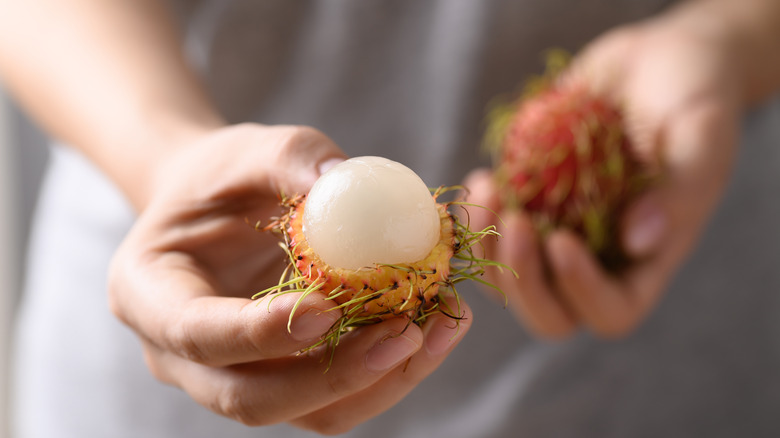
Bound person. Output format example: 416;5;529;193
1;0;779;436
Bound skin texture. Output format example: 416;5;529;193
463;0;780;339
0;0;778;433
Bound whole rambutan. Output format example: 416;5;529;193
486;53;650;268
253;156;507;356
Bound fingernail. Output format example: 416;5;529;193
365;332;420;372
627;205;666;254
317;157;345;176
424;318;463;356
289;308;339;342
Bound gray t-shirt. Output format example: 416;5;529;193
12;1;780;437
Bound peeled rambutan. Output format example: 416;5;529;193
253;156;506;355
486;54;650;268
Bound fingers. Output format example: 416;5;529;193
461;167;499;213
499;214;578;338
461;168;577;338
146;317;424;428
464;23;740;341
148;124;348;211
622;97;737;302
291;297;473;435
111;125;469;430
110;124;356;367
460;168;500;288
546;230;646;337
544;99;737;338
109;251;342;367
461;170;669;339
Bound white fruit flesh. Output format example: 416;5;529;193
302;156;441;271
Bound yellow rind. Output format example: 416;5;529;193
287;200;455;318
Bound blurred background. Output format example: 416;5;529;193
0;88;47;438
0;87;14;438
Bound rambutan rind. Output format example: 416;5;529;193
484;50;655;269
251;186;508;357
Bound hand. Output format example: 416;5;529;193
108;124;471;433
464;15;742;339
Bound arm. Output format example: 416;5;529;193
465;0;780;338
0;1;470;432
0;0;222;208
669;0;780;104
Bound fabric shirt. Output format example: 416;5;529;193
12;1;780;437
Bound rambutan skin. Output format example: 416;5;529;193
252;186;506;354
492;84;647;265
286;197;455;320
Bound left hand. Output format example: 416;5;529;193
463;13;743;339
109;124;472;433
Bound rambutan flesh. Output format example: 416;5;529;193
252;156;507;354
487;70;650;269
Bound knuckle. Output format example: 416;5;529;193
235;307;276;360
277;124;322;145
165;313;209;364
289;125;327;142
213;383;265;427
323;366;364;400
276;125;332;157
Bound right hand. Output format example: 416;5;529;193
108;123;472;434
462;15;742;340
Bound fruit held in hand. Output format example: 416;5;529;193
486;56;648;268
293;157;453;316
303;157;442;271
254;156;504;352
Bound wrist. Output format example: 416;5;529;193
661;0;780;105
